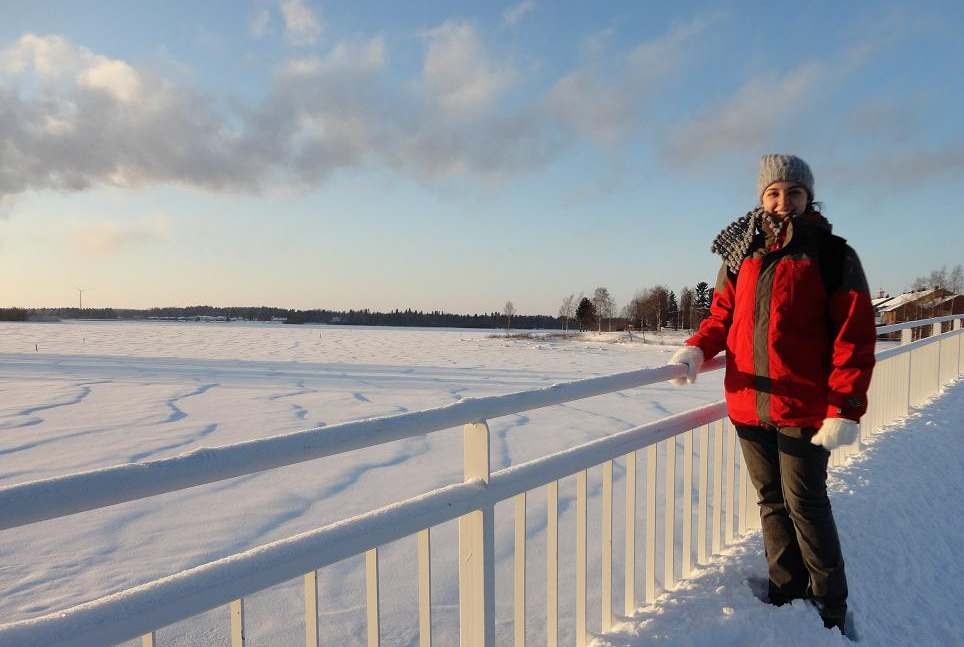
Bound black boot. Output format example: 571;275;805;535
813;599;847;634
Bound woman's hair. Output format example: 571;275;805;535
808;200;824;214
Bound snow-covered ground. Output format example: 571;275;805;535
0;321;711;646
0;320;956;646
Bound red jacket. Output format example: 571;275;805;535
687;215;876;428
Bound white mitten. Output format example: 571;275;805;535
668;346;704;385
810;418;858;450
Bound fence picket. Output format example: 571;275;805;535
305;571;319;647
724;423;735;544
576;470;588;646
601;461;613;632
458;422;494;647
418;529;432;647
681;429;693;578
663;438;676;591
697;425;709;565
645;444;657;603
624;452;637;616
366;549;380;647
546;481;558;647
230;599;245;647
514;494;525;647
711;422;723;555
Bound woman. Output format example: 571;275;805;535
669;154;876;634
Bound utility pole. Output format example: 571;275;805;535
77;288;86;310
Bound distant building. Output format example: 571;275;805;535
876;287;963;339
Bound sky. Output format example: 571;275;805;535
1;0;962;315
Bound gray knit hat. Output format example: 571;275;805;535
758;154;814;199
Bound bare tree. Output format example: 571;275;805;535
503;301;516;332
910;265;964;293
558;294;575;332
949;264;963;293
592;287;611;333
644;285;670;331
623;290;647;329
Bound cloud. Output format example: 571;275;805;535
861;146;964;189
663;62;825;165
419;21;515;119
0;21;706;202
546;15;714;146
250;8;271;39
69;214;170;256
280;0;322;46
1;34;260;194
503;1;536;28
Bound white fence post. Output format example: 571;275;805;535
724;424;735;543
681;430;693;578
644;444;657;603
623;452;637;617
601;461;614;632
954;319;964;375
230;599;245;647
459;421;495;647
576;470;588;646
663;439;676;591
934;323;943;386
366;548;380;647
711;422;723;555
513;494;525;647
418;529;432;647
696;426;709;565
546;480;559;647
305;571;319;647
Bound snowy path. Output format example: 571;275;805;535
593;377;964;647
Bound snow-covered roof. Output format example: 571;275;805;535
871;295;894;308
924;294;960;307
878;288;942;313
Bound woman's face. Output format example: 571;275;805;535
761;181;809;217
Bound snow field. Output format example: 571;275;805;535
0;321;718;645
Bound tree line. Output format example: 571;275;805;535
557;282;714;333
0;306;560;329
910;264;963;293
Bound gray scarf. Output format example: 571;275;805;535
710;208;790;274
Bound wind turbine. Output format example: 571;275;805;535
76;288;87;310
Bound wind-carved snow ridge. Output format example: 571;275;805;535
163;383;217;423
128;424;220;464
594;377;964;647
266;380;315;422
0;381;99;430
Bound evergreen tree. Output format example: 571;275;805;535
694;282;710;308
576;297;596;331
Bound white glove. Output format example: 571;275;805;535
810;418;858;450
668;345;704;385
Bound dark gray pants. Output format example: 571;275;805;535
736;424;848;608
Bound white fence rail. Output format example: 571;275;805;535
1;316;961;646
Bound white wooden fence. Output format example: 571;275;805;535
0;315;961;647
